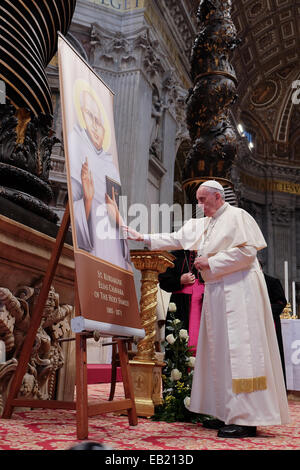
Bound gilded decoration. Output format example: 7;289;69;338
129;250;174;417
130;251;175;362
0;283;73;416
239;172;300;196
232;376;267;394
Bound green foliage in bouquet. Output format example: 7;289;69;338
153;308;208;423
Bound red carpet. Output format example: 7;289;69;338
87;364;122;384
0;384;299;450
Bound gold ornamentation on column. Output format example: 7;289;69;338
129;250;174;417
280;302;297;319
130;251;175;362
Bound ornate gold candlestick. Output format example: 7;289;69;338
280;302;298;320
130;250;174;417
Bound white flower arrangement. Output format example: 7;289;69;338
179;329;189;340
166;334;176;344
184;397;190;409
170;368;182;381
153;305;206;423
168;302;177;312
187;356;196;368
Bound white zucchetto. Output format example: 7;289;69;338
200;180;224;191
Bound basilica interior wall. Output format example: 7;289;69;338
45;0;299;316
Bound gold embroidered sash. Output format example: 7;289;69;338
232;376;267;394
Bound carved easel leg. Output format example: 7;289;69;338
73;277;89;440
2;204;71;419
109;342;118;401
117;339;137;426
76;334;89;440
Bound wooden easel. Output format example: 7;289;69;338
1;203;137;439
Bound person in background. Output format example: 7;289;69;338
155;285;171;352
263;268;287;388
158;250;204;353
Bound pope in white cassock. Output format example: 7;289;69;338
123;180;290;438
68;89;130;271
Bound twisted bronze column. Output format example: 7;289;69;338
183;0;240;204
0;0;77;222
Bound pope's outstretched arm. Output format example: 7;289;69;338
122;218;204;252
123;225;183;250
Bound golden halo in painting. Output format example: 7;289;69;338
73;78;111;152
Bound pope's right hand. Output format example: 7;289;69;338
121;225;144;242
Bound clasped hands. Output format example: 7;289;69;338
193;256;209;271
180;258;210;284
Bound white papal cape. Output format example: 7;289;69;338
149;203;289;426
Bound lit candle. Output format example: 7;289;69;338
284;261;289;303
292;281;296;317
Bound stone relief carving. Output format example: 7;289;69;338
163;0;195;54
89;23;189;158
149;86;165;160
0;283;73;415
269;203;293;225
88;19;191;174
173;85;189;144
90;24;167;79
149;76;189;159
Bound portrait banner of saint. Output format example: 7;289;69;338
58;34;143;338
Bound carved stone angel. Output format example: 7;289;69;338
0;283;73;415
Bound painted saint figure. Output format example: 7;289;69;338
68;88;130;270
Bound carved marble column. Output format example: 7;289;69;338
130;250;174;417
88;22;190;213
